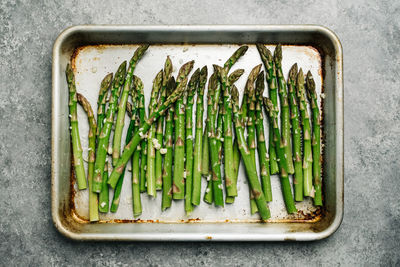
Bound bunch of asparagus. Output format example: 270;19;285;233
66;43;323;223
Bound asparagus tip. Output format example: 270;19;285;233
289;63;298;81
273;44;282;63
306;70;316;95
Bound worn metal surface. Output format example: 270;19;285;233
52;25;343;241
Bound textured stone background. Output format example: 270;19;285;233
1;0;399;266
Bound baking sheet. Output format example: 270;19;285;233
72;44;322;222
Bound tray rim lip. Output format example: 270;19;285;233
52;24;343;241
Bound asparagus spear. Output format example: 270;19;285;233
92;61;127;192
96;74;112;141
65;64;87;190
76;93;98;221
132;114;142;217
108;62;192;189
185;68;201;214
288;64;303;201
306;71;322;206
110;84;138;212
138;79;147;193
155;57;173;191
215;66;244;200
244;65;262;214
112;44;149;166
231;86;271;220
192;66;208;206
173;61;195;199
274;44;295;175
256;44;279;175
207;73;224;206
255;72;272;202
264;98;297;214
297;69;313;197
161;77;176;211
203;77;215;204
147;70;164;197
239;77;257;212
131;76;144;216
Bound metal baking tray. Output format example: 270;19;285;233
52;25;343;241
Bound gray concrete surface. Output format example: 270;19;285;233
1;0;399;266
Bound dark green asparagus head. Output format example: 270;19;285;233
162;56;173;87
188;68;201;98
198;66;208;96
289;63;298;83
228;69;245;86
152;70;163;96
263;97;275;118
177;60;195;84
130;44;150;65
112;61;127;88
77;93;94;118
207;73;218;105
65;64;75;90
273;44;283;68
167;76;176;95
224;45;249;70
296;68;305;99
133;75;144;95
99;73;113;96
256;44;273;63
162;76;188;110
245;64;262;103
305;70;316;99
255;71;265;100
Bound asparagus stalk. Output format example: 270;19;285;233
108;62;192;189
226;137;240;204
215;66;244;200
147;70;163;197
255;72;272;202
161;77;176;211
155;57;173;191
173;61;195;199
132;115;142;217
274;44;295;175
131;76;144;216
231;86;271;220
224;46;248;70
203;78;214;204
245;65;262;214
239;77;257;212
110;84;138;212
76;93;98;221
246;65;261;166
200;128;209;176
65;64;87;190
112;44;149;166
138;80;147;193
256;44;279;175
185;69;201;214
306;71;322;206
297;69;313;197
207;73;224;206
96;74;112;141
288;64;303;201
264;98;297;214
99;162;109;212
92;62;127;192
192;66;208;206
